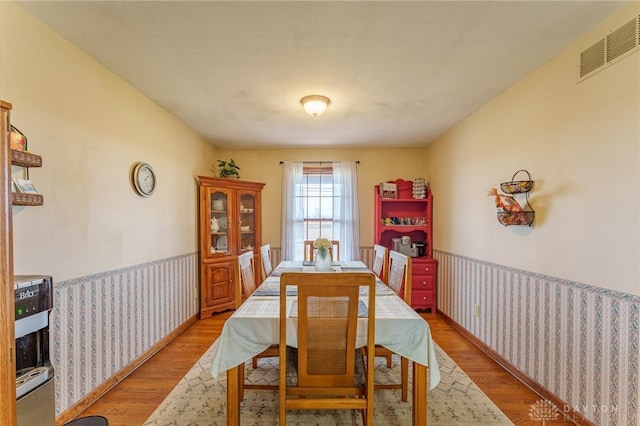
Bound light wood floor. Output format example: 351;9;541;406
75;312;576;425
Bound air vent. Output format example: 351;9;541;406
607;18;637;62
580;39;605;77
578;14;639;81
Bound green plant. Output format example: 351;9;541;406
214;159;241;179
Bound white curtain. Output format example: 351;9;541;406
333;161;360;261
281;161;360;261
280;162;304;260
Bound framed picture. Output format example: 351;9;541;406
10;125;27;152
13;178;39;195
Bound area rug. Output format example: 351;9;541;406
144;342;513;425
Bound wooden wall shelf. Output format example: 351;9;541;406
11;150;42;168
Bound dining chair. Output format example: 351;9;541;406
279;272;376;425
303;240;340;261
260;244;273;280
371;244;388;282
237;251;279;394
373;250;411;402
238;251;257;300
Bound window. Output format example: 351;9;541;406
281;161;360;261
299;167;336;243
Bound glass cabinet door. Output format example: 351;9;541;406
238;191;257;253
209;189;231;256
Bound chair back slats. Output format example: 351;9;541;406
238;251;256;298
372;244;388;281
260;244;273;280
387;250;412;304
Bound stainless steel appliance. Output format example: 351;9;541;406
394;236;421;257
14;275;55;426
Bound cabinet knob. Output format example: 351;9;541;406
424;267;430;272
422;296;427;300
421;281;427;285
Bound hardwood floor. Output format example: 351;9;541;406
74;312;576;425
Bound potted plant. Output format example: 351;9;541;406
214;159;241;179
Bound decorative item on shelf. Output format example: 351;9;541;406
214;159;240;179
9;125;27;151
313;237;333;271
12;178;44;206
379;182;398;199
210;217;219;232
412;178;427;199
212;199;224;211
488;169;535;227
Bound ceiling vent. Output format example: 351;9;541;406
578;14;639;81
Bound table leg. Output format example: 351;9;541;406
227;366;241;426
412;361;428;425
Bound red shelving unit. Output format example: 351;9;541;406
374;179;437;312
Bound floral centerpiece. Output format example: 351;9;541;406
313;237;332;271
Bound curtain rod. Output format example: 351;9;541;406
279;161;360;164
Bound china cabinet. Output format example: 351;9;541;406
197;176;264;317
374;179;437;312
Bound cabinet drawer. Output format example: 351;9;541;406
411;290;435;309
412;261;436;276
412;275;435;291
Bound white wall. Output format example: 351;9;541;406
1;2;214;281
428;3;640;296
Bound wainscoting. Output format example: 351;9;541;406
62;246;637;424
435;250;639;426
52;253;198;416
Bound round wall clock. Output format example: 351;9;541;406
131;162;156;197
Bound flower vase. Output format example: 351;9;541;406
314;248;332;271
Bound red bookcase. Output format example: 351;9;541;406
374;179;437;312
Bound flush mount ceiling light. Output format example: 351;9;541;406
300;95;331;117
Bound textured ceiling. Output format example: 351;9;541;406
16;1;628;148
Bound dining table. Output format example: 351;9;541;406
209;260;441;425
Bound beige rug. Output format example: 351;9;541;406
144;342;513;425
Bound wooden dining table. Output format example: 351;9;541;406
209;260;441;425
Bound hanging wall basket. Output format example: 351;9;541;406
495;169;535;227
500;169;534;194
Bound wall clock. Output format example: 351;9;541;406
131;162;156;197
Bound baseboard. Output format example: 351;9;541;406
55;314;198;425
436;310;593;426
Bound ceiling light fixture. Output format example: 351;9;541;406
300;95;331;117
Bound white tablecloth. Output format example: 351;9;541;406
209;261;441;389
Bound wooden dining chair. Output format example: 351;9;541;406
279;272;376;425
260;244;273;280
373;250;411;402
238;251;257;300
303;240;340;261
372;244;388;282
237;251;279;394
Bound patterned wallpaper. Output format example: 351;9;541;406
51;247;638;424
51;253;198;415
435;250;639;426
